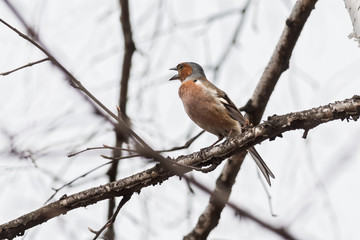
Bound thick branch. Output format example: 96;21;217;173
184;152;246;240
1;95;359;239
242;0;318;125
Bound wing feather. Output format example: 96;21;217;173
218;92;247;126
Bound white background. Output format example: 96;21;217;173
1;0;360;239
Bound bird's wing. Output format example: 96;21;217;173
216;89;247;126
200;78;247;126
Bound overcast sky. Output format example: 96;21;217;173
1;0;360;239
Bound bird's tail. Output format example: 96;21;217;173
248;147;275;186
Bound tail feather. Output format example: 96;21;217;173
248;147;275;186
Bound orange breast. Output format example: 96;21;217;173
178;80;240;137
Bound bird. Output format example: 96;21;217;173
169;62;275;186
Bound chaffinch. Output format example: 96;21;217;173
170;62;275;186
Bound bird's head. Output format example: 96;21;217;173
169;62;206;82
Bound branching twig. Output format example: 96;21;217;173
183;175;295;240
0;58;49;76
157;130;205;153
106;1;136;237
68;145;139;157
0;11;116;126
45;154;140;204
1;95;359;240
89;193;133;240
213;0;251;80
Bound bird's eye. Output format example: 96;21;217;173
179;65;184;69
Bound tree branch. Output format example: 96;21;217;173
106;1;136;238
185;174;295;240
89;193;133;240
184;151;247;240
1;95;359;240
0;58;49;76
241;0;319;125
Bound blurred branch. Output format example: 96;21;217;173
1;2;116;125
45;154;141;204
68;145;139;157
0;58;49;76
1;95;359;240
0;2;161;164
213;0;251;80
184;151;247;240
187;0;319;238
143;5;245;41
105;1;136;238
185;174;294;240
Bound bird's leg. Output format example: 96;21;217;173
241;122;251;132
241;119;253;131
227;129;233;139
209;136;223;147
224;129;233;144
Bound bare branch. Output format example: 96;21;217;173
241;0;319;125
183;174;295;240
1;95;359;240
89;193;132;240
157;130;205;153
118;0;136;117
106;1;136;237
0;58;50;76
213;0;251;80
44;154;140;204
184;151;247;240
68;145;139;157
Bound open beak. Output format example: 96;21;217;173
169;67;179;81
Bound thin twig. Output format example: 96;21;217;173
213;0;251;80
68;145;139;157
89;193;133;240
0;14;116;126
45;154;140;204
0;58;50;76
157;130;204;153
